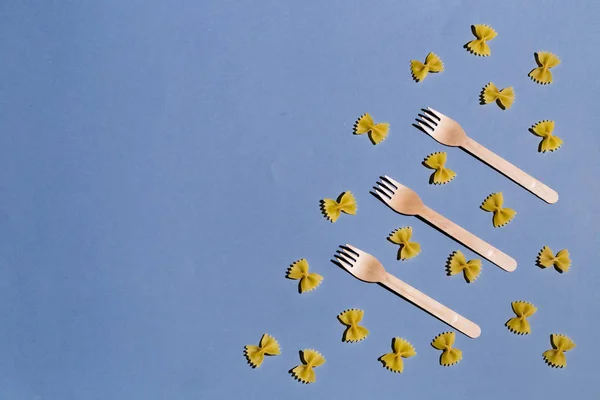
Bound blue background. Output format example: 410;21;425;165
1;0;599;399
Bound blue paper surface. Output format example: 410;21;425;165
0;1;599;398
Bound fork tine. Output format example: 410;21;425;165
426;107;443;120
418;113;438;126
334;254;353;268
373;186;391;200
383;175;402;189
376;181;394;196
336;248;356;261
416;120;434;133
344;244;362;257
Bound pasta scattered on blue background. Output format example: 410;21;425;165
431;332;462;366
537;246;571;273
244;333;281;368
529;52;560;85
320;191;357;222
338;309;369;342
290;349;326;384
465;24;497;56
423;152;456;184
388;226;421;260
410;52;444;82
481;82;515;110
543;334;575;368
530;120;562;152
286;258;323;293
480;192;517;228
354;113;390;145
379;337;416;373
506;301;537;335
446;250;482;283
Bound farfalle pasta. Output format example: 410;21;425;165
320;191;357;223
465;24;497;56
530;120;562;152
543;334;575;368
537;246;571;273
431;332;462;366
506;301;537;335
338;309;369;342
529;52;560;85
481;82;514;110
423;152;456;184
446;250;481;283
244;333;281;368
354;113;390;145
388;227;421;260
480;192;516;228
290;349;325;384
286;258;323;293
410;52;444;82
379;337;416;373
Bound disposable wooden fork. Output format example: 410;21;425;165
334;244;481;338
416;107;558;204
374;175;517;272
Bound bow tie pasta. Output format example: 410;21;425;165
379;337;416;373
286;258;323;293
410;52;444;82
465;24;497;56
529;52;560;85
480;82;515;110
354;113;390;145
320;191;357;223
446;250;482;283
506;301;537;335
480;192;517;228
290;349;326;384
431;332;462;366
244;333;281;368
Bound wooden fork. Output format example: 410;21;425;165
334;244;481;338
416;107;558;204
373;175;517;272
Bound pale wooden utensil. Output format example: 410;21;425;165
416;107;558;204
374;175;517;272
334;244;481;338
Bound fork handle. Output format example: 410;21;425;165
381;273;481;338
462;138;558;204
420;206;517;272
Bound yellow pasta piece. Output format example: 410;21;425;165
480;82;514;110
431;332;462;366
410;52;444;82
543;334;575;368
480;192;516;228
388;226;421;260
244;333;281;368
530;120;563;153
290;349;325;384
423;152;456;184
354;113;390;145
465;24;497;56
505;301;537;335
529;52;560;85
338;309;369;342
286;258;323;293
446;250;482;283
379;337;416;373
537;246;571;273
320;191;357;223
